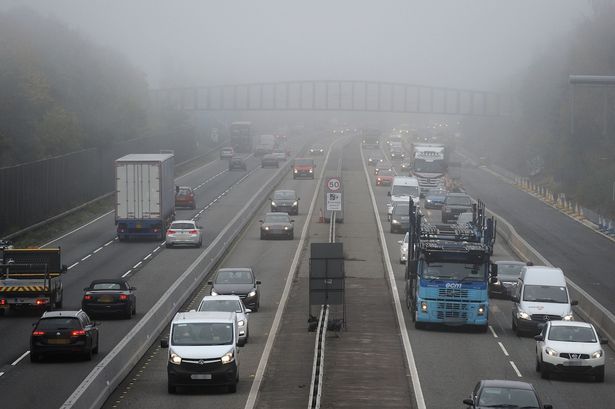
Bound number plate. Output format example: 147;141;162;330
47;339;70;345
98;295;114;303
190;374;212;380
564;360;583;366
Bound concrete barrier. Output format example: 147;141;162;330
489;208;615;347
61;158;295;409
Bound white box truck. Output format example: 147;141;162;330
115;153;175;241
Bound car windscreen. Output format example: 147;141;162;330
456;213;474;224
274;191;295;200
393;205;410;215
522;285;569;303
177;188;192;196
199;299;243;313
264;214;290;223
294;159;313;166
171;322;233;346
548;325;596;343
478;387;539;408
423;262;486;281
391;185;419;197
378;170;394;176
37;318;81;330
446;195;472;206
215;270;253;284
170;223;196;230
91;282;123;290
413;159;444;173
497;264;524;281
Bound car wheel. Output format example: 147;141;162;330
441;215;447;223
511;317;517;332
84;347;93;361
125;306;132;319
260;232;266;240
132;301;137;315
289;233;294;240
535;356;541;372
168;381;177;394
252;303;259;313
165;243;172;248
540;358;549;379
228;374;238;393
30;353;40;363
196;240;202;248
595;366;605;382
93;340;99;354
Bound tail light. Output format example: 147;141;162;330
32;331;45;336
153;227;160;233
83;295;92;301
0;299;6;305
71;330;86;337
188;230;198;234
377;178;382;181
35;299;48;305
167;230;176;234
119;294;129;301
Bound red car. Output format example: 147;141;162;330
376;169;395;186
175;186;196;209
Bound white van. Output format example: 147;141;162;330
387;176;420;219
161;311;241;394
511;266;577;335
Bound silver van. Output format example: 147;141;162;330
161;311;241;394
511;266;578;336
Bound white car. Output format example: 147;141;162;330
198;295;250;346
535;320;607;382
165;220;203;248
398;232;409;264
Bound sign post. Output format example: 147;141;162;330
324;176;344;223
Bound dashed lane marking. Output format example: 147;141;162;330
93;247;103;254
68;262;79;270
498;342;509;357
81;254;92;261
121;270;132;278
509;361;522;377
489;325;498;338
132;261;142;269
11;351;30;366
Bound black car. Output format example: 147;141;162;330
390;203;410;233
367;153;384;166
441;192;473;223
30;310;99;362
208;267;261;311
270;190;299;215
463;380;552;409
82;279;136;318
229;156;247;171
261;154;279;168
489;260;526;299
260;212;294;239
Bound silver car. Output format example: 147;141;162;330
197;295;250;346
398;232;409;264
260;212;294;240
165;220;202;248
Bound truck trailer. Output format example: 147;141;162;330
230;121;252;153
115;153;175;241
411;143;447;195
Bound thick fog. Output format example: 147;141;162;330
0;0;589;90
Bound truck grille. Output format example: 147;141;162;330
438;288;469;298
436;302;468;320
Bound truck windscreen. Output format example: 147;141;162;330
413;159;444;173
422;262;486;281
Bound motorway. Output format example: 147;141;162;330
2;132;615;409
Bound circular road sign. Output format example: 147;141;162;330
327;177;341;192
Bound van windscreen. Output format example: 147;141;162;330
522;285;568;303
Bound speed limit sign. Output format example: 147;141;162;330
326;177;341;192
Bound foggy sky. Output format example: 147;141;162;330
0;0;590;91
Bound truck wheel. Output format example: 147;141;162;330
168;381;177;394
595;366;605;382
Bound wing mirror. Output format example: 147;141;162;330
130;287;137;291
490;263;498;277
600;338;609;345
397;240;403;244
160;339;169;348
256;280;262;285
387;191;391;197
462;398;473;406
62;264;68;273
207;280;213;285
511;295;519;303
245;309;252;314
570;300;579;306
489;276;498;284
534;334;544;341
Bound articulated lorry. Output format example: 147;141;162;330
411;143;447;195
230;121;252;153
0;248;67;313
404;199;496;331
115;153;175;241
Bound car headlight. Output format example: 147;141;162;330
264;226;270;230
248;290;257;297
591;350;603;359
294;169;298;173
170;352;182;365
493;279;501;286
292;201;298;206
391;219;400;224
545;347;558;357
211;289;218;296
517;310;531;320
563;313;573;321
309;169;313;173
284;226;289;230
477;304;486;315
221;351;235;364
271;201;276;206
426;199;432;203
237;319;245;327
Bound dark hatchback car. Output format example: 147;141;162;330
271;190;299;215
261;154;279;168
424;188;447;209
30;310;99;362
229;156;247;171
82;279;136;318
463;380;552;409
390;203;411;234
441;192;473;223
175;186;196;209
260;212;294;239
208;267;261;311
489;260;526;299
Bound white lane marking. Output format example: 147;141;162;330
489;325;498;338
121;270;132;278
244;140;340;409
143;253;152;261
361;147;427;409
68;262;79;270
509;361;522;377
93;247;103;254
42;211;114;247
0;372;4;377
132;261;142;269
11;351;30;366
152;247;160;253
81;254;92;261
104;240;114;246
498;342;509;356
